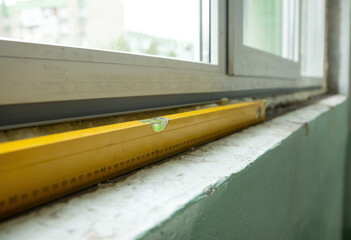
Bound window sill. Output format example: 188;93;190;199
0;95;347;240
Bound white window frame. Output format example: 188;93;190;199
0;0;325;129
228;0;300;79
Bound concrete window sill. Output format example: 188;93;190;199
0;95;347;240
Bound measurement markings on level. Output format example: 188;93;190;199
0;100;265;219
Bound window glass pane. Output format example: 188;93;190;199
301;0;325;77
0;0;212;63
243;0;299;61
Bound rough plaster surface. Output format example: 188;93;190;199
0;95;346;240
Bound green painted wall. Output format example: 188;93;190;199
139;101;348;240
343;132;351;239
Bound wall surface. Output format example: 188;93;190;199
0;95;347;240
326;0;351;238
327;0;350;94
344;132;351;239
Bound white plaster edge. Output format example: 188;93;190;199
0;95;346;240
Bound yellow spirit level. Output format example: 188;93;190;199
0;100;265;219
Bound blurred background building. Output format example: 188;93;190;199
0;0;195;60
